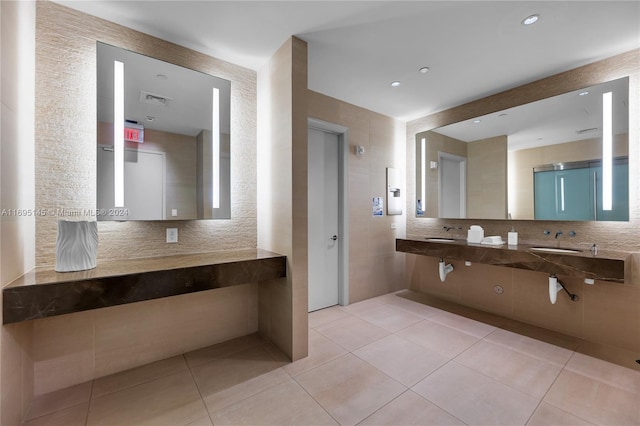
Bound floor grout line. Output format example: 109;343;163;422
182;353;214;426
83;379;95;426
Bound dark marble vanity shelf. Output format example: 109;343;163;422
3;249;286;324
396;238;626;283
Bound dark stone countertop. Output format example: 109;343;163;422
3;249;286;324
397;238;627;283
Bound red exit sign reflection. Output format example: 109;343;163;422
124;126;144;143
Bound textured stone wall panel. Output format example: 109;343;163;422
35;2;257;266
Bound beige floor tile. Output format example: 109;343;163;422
22;402;88;426
499;320;582;351
564;352;640;394
455;340;562;398
576;340;640;372
359;390;465;426
210;379;337;425
354;335;448;387
429;310;496;338
309;306;352;329
526;402;595;426
544;370;640;425
86;370;207;426
485;328;573;367
192;344;290;412
397;320;479;358
185;416;214;426
314;316;389;351
284;329;348;377
262;340;293;363
190;344;287;395
295;354;405;426
93;355;188;398
413;362;539;426
340;298;385;315
367;292;403;304
25;381;92;421
184;333;265;368
354;305;423;333
202;367;291;413
373;293;441;319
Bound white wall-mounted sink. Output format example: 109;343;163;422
425;238;457;243
530;247;581;254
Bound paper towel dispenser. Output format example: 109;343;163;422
387;167;403;215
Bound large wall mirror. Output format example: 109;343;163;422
96;42;231;220
415;77;629;222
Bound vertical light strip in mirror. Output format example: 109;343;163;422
420;138;426;209
602;91;613;211
212;87;220;209
114;60;125;208
560;177;566;212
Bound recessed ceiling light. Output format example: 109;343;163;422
419;67;430;74
155;74;168;80
473;119;481;124
145;115;155;121
499;113;508;117
579;91;589;96
390;81;401;87
522;14;539;25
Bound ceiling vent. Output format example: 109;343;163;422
139;90;172;106
576;127;599;135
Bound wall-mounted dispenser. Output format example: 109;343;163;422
386;167;403;215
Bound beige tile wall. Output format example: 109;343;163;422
35;1;257;265
405;49;640;355
467;135;507;219
256;37;308;361
407;256;640;354
32;283;259;395
307;90;407;304
1;1;36;425
1;321;34;426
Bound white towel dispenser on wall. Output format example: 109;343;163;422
387;167;403;215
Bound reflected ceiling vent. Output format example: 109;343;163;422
139;90;172;106
576;127;599;135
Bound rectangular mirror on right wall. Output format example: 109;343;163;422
415;76;629;221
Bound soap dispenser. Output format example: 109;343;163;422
508;227;518;246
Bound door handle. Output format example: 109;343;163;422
330;235;338;241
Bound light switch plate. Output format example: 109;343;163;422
166;228;178;243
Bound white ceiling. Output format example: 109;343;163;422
54;1;639;122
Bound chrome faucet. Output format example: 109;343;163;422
443;226;461;232
555;231;563;239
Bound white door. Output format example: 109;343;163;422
308;128;340;312
97;147;165;220
439;152;466;218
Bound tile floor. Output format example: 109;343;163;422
23;291;640;426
